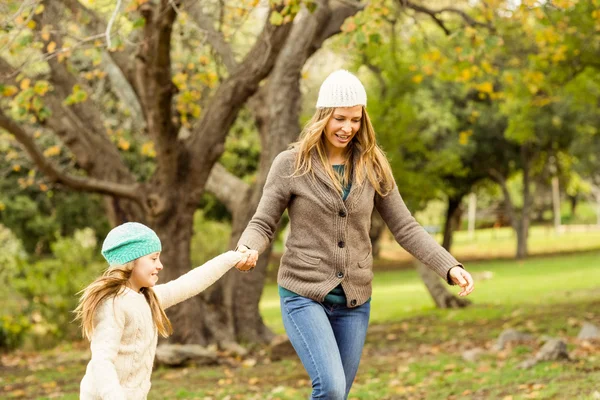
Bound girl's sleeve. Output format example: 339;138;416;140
236;151;293;254
153;251;243;309
87;299;127;400
375;184;463;283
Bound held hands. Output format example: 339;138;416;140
235;245;259;272
449;267;475;297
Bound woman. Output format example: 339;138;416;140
235;70;474;399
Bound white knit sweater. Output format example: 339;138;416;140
79;251;243;400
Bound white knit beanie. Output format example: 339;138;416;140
316;70;367;108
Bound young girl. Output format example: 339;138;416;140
75;222;243;399
235;70;475;399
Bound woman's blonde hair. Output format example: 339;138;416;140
74;261;173;340
291;106;395;196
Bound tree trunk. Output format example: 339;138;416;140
515;145;531;259
416;263;471;308
568;195;578;218
442;194;464;250
417;193;470;309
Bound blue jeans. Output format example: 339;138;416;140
280;296;371;399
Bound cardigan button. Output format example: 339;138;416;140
338;241;345;248
350;299;357;307
337;271;344;279
339;210;347;217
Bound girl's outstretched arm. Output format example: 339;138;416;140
86;299;126;399
154;251;243;309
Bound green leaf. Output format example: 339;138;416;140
355;30;366;46
369;33;382;44
132;17;146;29
269;11;284;26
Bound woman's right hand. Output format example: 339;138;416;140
235;245;259;271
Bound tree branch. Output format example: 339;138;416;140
400;0;494;34
125;0;180;191
106;0;123;48
184;1;237;72
0;110;141;202
206;163;250;212
310;0;364;50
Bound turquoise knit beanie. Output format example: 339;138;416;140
101;222;162;266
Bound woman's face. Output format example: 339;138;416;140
129;252;163;291
323;106;363;154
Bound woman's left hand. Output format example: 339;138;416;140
449;267;475;297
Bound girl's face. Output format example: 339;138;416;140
323;105;363;155
129;252;163;292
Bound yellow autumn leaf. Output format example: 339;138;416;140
39;183;48;192
459;130;473;145
20;79;31;90
118;138;131;151
459;69;472;82
41;31;51;41
411;74;423;84
552;45;568;63
476;82;494;94
13;165;21;172
424;50;442;62
0;202;5;211
27;20;37;29
172;72;188;89
42;381;57;389
43;145;61;157
141;142;156;157
468;111;480;123
34;81;50;96
2;85;18;96
35;4;45;14
190;104;201;118
47;41;57;53
481;61;495;74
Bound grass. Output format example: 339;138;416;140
2;250;600;399
377;225;600;263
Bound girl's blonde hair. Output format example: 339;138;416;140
291;106;395;196
74;261;173;340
